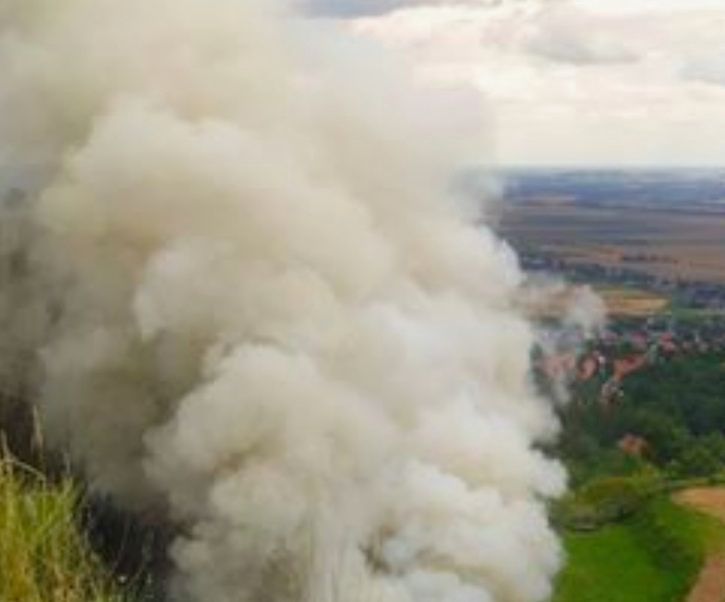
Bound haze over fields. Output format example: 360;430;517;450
500;169;725;284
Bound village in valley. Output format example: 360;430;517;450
529;250;725;408
546;312;725;407
498;169;725;487
527;256;725;468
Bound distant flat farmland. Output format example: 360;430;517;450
498;169;725;284
596;287;670;317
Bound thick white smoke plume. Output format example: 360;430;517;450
0;1;566;600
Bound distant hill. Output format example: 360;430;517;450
502;168;725;209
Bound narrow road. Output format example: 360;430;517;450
673;487;725;602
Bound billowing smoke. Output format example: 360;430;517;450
0;1;566;601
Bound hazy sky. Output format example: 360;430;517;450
309;0;725;167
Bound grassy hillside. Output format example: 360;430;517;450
0;450;129;602
555;522;678;602
554;496;724;602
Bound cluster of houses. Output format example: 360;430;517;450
537;315;725;407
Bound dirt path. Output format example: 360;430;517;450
676;488;725;523
673;487;725;602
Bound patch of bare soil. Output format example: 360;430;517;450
684;557;725;602
674;488;725;602
676;488;725;524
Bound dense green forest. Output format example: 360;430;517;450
559;352;725;486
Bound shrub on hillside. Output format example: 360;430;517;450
554;473;661;531
667;433;725;479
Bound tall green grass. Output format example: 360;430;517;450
0;449;129;602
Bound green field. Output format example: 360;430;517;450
555;524;679;602
554;497;724;602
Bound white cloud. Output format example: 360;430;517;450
309;0;725;18
682;50;725;86
525;7;640;65
347;0;725;166
571;0;725;16
306;0;535;17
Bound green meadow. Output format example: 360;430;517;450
554;495;725;602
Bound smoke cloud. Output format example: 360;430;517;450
0;1;566;600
